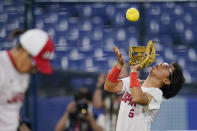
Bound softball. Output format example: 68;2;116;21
126;8;139;22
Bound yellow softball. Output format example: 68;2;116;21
126;8;140;22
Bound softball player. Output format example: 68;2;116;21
0;29;54;131
104;47;185;131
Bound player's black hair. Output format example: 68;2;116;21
160;62;185;99
74;87;92;102
8;28;25;49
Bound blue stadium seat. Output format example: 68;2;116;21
91;28;103;42
91;39;104;49
78;36;92;50
52;50;70;69
163;48;177;62
66;28;79;48
79;20;92;32
103;37;115;52
79;48;94;58
93;48;105;59
188;48;197;62
182;29;194;44
183;69;192;83
76;4;92;18
58;3;78;16
91;16;104;29
60;56;68;70
69;48;84;60
159;35;173;47
68;59;85;70
84;57;94;68
93;58;109;72
56;36;68;50
67;17;80;30
91;3;106;17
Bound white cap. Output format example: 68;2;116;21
19;29;55;74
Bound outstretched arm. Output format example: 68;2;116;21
104;47;125;93
129;65;151;106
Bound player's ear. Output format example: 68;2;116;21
163;78;170;85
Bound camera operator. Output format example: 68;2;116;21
55;87;104;131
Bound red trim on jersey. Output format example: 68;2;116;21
7;51;17;69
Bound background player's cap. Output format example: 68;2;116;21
19;29;55;74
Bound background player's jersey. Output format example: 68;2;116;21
116;77;163;131
0;51;30;131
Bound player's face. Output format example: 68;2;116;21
150;63;174;83
15;49;36;74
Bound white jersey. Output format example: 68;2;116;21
116;77;163;131
0;51;30;131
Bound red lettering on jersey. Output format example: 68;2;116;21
125;93;131;103
7;93;24;103
128;109;134;118
128;97;133;105
121;92;137;118
121;92;136;107
121;92;129;102
128;97;136;107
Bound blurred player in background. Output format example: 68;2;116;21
0;28;55;131
104;47;185;131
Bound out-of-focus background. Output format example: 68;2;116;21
1;0;197;130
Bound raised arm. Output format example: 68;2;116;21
129;65;151;106
104;47;125;93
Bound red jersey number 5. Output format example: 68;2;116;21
128;109;134;118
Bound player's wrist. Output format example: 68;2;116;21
107;65;121;83
130;72;141;88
